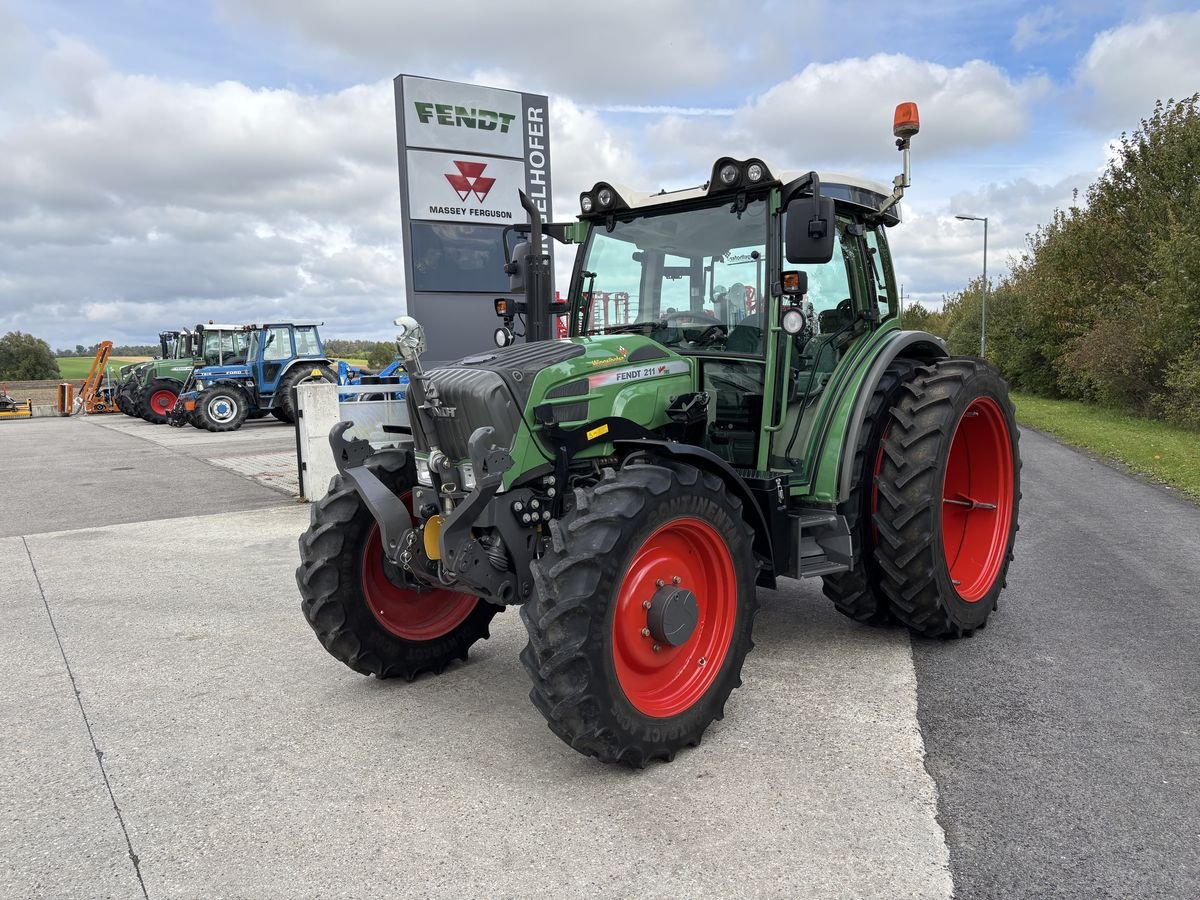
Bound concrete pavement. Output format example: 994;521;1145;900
5;506;951;899
5;413;1199;898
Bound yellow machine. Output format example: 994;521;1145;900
76;341;120;415
0;384;33;419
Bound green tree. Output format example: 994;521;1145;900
367;341;397;369
0;332;61;380
952;94;1200;426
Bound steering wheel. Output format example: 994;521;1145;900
661;310;724;326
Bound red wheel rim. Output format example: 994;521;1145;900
611;517;737;718
941;397;1014;602
150;389;177;415
360;519;478;641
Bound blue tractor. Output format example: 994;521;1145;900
169;321;336;432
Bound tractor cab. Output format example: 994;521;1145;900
193;323;249;366
565;169;905;476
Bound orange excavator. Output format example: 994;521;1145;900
75;341;120;415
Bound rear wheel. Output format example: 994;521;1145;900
873;358;1021;637
822;358;919;625
139;378;180;424
194;385;249;432
522;462;758;766
296;452;499;679
275;363;337;424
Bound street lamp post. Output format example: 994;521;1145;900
955;214;989;357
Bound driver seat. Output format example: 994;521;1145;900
725;312;764;353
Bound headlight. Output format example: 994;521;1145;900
747;163;764;183
459;463;476;491
597;187;614;207
415;458;432;486
580;194;594;213
781;306;807;335
194;380;207;389
719;163;739;185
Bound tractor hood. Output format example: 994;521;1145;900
412;336;694;465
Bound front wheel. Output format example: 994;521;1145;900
194;385;249;432
296;452;500;679
522;462;758;766
139;378;180;425
873;358;1021;637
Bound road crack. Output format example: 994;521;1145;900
21;536;151;900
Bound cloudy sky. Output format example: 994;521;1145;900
2;0;1199;348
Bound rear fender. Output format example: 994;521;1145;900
834;330;947;503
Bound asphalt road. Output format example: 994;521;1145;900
1;417;1197;898
915;428;1200;899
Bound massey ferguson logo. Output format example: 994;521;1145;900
445;161;495;203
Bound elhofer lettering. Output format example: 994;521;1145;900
526;105;548;216
414;102;517;133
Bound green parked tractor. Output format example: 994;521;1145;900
297;102;1021;765
133;324;248;424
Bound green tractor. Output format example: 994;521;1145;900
134;324;248;424
297;102;1021;765
114;330;183;417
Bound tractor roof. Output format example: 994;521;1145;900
242;321;323;329
197;323;244;331
582;162;901;224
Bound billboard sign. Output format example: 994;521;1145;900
395;75;553;360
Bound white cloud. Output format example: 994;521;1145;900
1075;11;1200;128
0;51;412;346
1012;6;1074;51
638;54;1049;188
0;34;650;347
216;0;750;101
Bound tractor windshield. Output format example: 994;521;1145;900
577;198;769;354
200;329;247;365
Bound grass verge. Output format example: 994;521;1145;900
1011;391;1200;501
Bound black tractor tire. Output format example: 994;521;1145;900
274;363;337;425
193;385;249;433
522;461;758;767
822;357;920;626
873;358;1021;637
138;378;181;425
296;452;500;679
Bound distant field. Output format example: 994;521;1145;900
335;358;369;368
1012;392;1200;501
56;356;148;380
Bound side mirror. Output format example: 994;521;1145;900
785;196;836;264
506;241;529;293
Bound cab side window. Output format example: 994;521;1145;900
864;228;894;320
264;326;292;360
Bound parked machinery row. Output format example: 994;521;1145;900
111;321;395;433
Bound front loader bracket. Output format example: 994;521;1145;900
328;422;413;561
